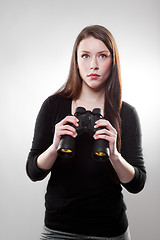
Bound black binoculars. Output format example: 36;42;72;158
57;107;109;161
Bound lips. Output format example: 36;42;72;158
88;73;100;79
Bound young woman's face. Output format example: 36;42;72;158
77;37;112;91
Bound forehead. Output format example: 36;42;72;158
77;37;109;52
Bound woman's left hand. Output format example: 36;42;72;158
94;119;135;183
93;119;119;159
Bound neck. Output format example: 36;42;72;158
72;84;105;115
78;84;105;103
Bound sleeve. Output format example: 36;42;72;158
26;97;55;181
120;103;146;193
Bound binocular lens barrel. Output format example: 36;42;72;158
57;107;109;161
57;135;109;160
60;149;72;153
94;152;106;157
57;135;75;158
92;139;109;161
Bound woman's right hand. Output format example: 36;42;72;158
37;116;79;170
52;116;79;151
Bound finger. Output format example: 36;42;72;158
59;129;77;138
95;119;117;134
95;128;113;136
94;128;116;139
61;116;79;127
93;133;113;142
56;123;77;137
60;124;77;134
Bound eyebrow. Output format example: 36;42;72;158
79;50;110;54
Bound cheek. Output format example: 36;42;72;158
78;61;88;73
102;61;112;74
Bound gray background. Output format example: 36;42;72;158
0;0;160;239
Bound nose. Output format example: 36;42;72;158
90;57;99;70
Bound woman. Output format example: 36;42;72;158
26;25;146;239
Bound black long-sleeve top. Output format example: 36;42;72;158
26;94;146;237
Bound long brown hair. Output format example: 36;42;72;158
57;25;122;152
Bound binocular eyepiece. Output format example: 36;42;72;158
57;107;109;161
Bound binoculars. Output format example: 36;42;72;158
57;107;109;161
